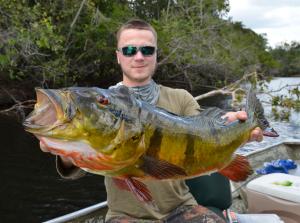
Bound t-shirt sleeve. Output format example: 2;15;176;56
181;90;201;116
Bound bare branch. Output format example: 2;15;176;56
66;0;87;47
70;0;87;29
264;83;300;94
0;88;35;120
158;46;180;66
194;89;231;101
0;100;36;113
194;72;258;101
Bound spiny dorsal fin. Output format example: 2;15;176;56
197;107;226;119
187;107;227;128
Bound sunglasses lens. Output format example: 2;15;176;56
141;46;155;56
122;46;137;56
121;46;156;57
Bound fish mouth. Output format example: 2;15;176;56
23;88;64;133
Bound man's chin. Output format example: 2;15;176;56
123;72;152;82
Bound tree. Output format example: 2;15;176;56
269;41;300;76
0;0;294;120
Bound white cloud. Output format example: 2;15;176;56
228;0;300;47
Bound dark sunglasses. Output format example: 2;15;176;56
119;46;156;57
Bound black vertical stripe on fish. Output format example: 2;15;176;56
146;128;163;158
183;133;195;167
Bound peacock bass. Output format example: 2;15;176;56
23;86;278;204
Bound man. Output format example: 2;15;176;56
40;19;263;222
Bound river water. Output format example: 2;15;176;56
0;114;106;222
0;77;299;222
238;77;300;154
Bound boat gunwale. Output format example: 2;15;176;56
242;139;300;157
43;201;107;223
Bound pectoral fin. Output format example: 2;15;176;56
218;155;253;182
140;155;187;179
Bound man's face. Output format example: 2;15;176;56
116;29;157;87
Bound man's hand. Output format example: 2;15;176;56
39;141;74;168
223;111;263;142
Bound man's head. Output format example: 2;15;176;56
116;19;157;87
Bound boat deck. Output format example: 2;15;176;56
231;140;300;214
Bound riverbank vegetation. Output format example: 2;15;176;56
0;0;299;119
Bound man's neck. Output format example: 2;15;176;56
122;78;152;88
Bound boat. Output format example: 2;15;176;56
44;139;300;223
231;139;300;223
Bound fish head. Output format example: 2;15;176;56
23;88;75;135
23;87;145;160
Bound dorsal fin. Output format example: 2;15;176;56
188;107;227;127
197;107;226;119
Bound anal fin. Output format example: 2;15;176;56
112;177;153;203
218;155;253;182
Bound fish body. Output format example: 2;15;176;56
24;86;278;203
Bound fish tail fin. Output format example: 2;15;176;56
245;87;279;137
218;155;253;182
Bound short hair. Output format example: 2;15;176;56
116;19;157;45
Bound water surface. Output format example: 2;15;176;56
238;77;300;154
0;115;106;222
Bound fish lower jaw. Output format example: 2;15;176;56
38;136;97;156
38;137;138;172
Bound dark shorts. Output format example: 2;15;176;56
106;205;226;223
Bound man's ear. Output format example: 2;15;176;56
116;51;120;64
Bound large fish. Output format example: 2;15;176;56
23;86;278;203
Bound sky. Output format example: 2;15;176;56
227;0;300;48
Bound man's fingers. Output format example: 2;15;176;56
60;156;75;168
222;111;263;143
236;111;247;121
249;127;263;142
223;111;248;123
39;141;50;153
40;141;75;168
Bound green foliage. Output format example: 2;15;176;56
0;0;133;87
268;86;300;120
153;0;277;92
269;42;300;76
0;0;290;93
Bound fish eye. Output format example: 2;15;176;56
96;95;109;105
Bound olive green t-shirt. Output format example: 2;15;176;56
105;85;200;221
56;85;201;221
